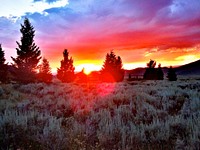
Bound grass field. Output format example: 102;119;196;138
0;77;200;149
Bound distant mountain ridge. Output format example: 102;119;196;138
175;59;200;75
125;59;200;76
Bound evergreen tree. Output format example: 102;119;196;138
38;58;52;83
11;18;41;83
101;51;124;82
0;44;5;64
144;60;157;80
76;68;88;83
57;49;75;82
167;66;177;81
147;59;156;68
0;44;9;83
157;64;164;80
143;60;163;80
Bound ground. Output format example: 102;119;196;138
0;76;200;149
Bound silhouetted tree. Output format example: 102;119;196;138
37;58;52;83
147;59;156;68
167;66;177;81
101;51;124;82
157;64;164;80
11;18;41;83
0;44;9;83
144;60;156;80
0;44;5;64
57;49;75;82
76;68;88;83
143;60;164;80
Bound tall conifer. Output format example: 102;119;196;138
101;51;124;82
0;44;5;65
12;18;41;83
38;58;52;83
0;44;8;83
57;49;75;82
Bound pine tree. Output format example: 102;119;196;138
167;66;177;81
143;60;163;80
157;64;164;80
0;44;9;83
11;18;41;83
76;68;88;83
38;58;52;83
57;49;75;82
0;44;5;65
144;60;157;80
101;51;124;82
147;59;156;68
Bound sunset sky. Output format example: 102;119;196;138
0;0;200;73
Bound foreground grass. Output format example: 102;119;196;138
0;78;200;149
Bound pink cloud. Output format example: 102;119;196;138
1;0;200;70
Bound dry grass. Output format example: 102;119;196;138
0;78;200;149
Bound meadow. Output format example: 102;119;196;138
0;77;200;150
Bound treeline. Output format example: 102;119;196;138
0;18;176;84
0;18;124;83
143;60;177;81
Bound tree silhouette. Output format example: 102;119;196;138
143;60;164;80
0;44;9;83
0;44;5;64
157;64;164;80
147;59;156;68
76;68;88;83
101;51;124;82
11;18;41;83
144;60;156;80
38;58;52;83
167;66;177;81
57;49;75;82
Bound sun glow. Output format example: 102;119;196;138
75;63;102;75
83;69;92;75
175;55;199;65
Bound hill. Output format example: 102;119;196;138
125;67;168;77
125;59;200;77
175;59;200;75
125;68;145;76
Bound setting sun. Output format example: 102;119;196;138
83;68;92;75
76;63;101;75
